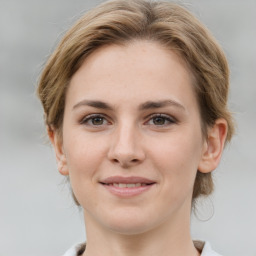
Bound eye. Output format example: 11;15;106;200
80;114;110;126
146;114;176;126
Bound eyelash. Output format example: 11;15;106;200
80;114;110;126
145;114;177;126
79;113;177;127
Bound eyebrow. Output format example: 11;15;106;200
73;100;113;110
72;99;185;111
139;100;185;111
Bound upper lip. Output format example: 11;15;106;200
100;176;156;184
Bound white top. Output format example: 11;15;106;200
62;241;222;256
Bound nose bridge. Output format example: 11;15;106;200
113;121;137;156
108;118;144;166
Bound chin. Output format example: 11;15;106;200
108;221;154;236
98;208;159;235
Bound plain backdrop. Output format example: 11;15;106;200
1;0;256;255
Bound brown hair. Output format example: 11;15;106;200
37;0;234;204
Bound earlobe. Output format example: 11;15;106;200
47;126;69;176
57;155;69;176
198;118;228;173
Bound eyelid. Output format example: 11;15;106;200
144;113;177;125
79;113;177;126
79;113;111;125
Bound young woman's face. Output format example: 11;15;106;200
57;41;209;235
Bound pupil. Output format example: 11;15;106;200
153;117;165;125
92;117;103;125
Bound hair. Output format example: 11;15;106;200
37;0;234;205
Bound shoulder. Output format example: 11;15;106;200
63;241;222;256
194;240;223;256
62;243;85;256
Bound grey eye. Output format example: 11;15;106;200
147;114;175;126
152;116;167;125
80;114;109;126
91;117;104;125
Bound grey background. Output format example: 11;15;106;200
1;0;255;255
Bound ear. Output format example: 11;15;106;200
198;118;228;173
48;127;69;176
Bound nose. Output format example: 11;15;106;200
107;122;146;168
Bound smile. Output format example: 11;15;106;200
100;176;156;197
111;183;147;188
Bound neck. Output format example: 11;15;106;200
82;204;200;256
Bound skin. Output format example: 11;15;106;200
50;40;227;256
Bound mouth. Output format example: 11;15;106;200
102;183;151;188
99;176;156;197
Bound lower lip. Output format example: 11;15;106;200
101;184;155;197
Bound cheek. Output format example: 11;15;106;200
63;133;107;206
148;132;202;188
63;132;107;183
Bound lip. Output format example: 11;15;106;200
100;176;156;198
101;176;155;184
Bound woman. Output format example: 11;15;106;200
37;0;234;255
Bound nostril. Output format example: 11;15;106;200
111;158;139;167
113;158;138;163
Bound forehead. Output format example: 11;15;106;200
67;40;197;111
73;40;192;80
